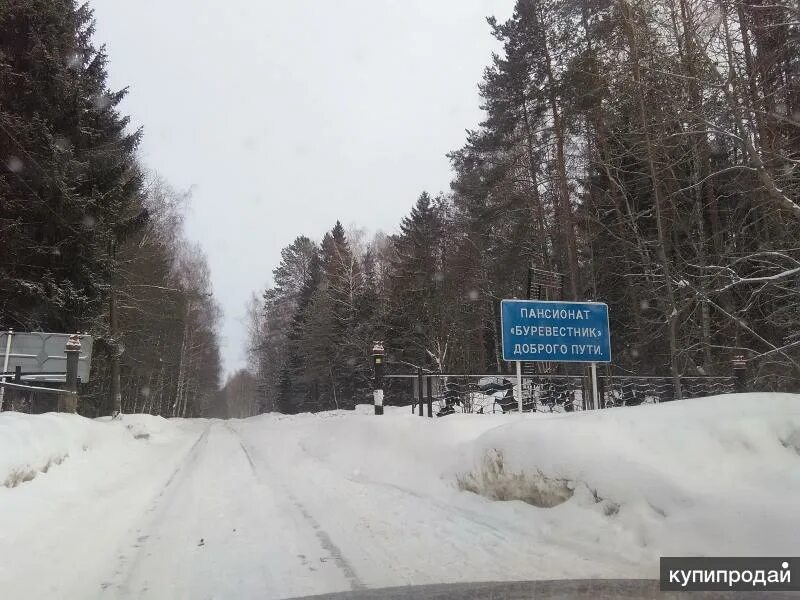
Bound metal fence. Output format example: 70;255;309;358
387;372;737;416
0;379;75;413
0;331;86;413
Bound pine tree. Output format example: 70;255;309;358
298;222;360;409
1;0;144;334
1;4;223;415
384;193;455;371
252;236;318;411
279;247;321;413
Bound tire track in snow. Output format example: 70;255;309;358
155;425;211;492
99;425;211;598
228;424;366;592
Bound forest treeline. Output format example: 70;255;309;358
1;1;221;416
245;0;800;415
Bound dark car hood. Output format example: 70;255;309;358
287;579;797;599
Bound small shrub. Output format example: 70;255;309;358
3;454;68;488
780;428;800;455
4;468;37;488
457;448;574;508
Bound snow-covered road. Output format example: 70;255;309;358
101;422;359;599
92;419;630;599
2;394;799;599
0;412;633;599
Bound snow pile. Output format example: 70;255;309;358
1;394;797;596
244;405;515;494
0;412;200;599
456;393;800;557
110;412;179;444
0;412;174;488
252;393;800;565
0;413;104;488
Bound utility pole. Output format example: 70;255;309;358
109;239;122;416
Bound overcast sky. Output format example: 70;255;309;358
90;0;515;377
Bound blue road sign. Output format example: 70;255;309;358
501;299;611;363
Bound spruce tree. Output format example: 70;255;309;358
1;0;144;334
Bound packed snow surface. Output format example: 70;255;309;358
0;393;798;599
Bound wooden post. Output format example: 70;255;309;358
417;368;424;417
426;375;433;418
732;356;748;393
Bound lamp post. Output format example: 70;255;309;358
372;341;385;415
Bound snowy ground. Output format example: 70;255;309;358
0;393;798;599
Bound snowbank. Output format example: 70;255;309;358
0;411;175;488
2;394;797;594
241;404;519;494
245;393;800;564
457;393;800;557
3;393;797;588
0;411;199;599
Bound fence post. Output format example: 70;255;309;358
732;355;748;393
417;368;424;417
64;333;81;413
603;365;612;409
584;366;590;410
64;334;81;413
425;375;433;418
372;341;385;415
0;329;13;411
597;369;606;410
1;366;22;412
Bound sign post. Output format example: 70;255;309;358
500;299;612;410
590;362;599;410
0;329;12;410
